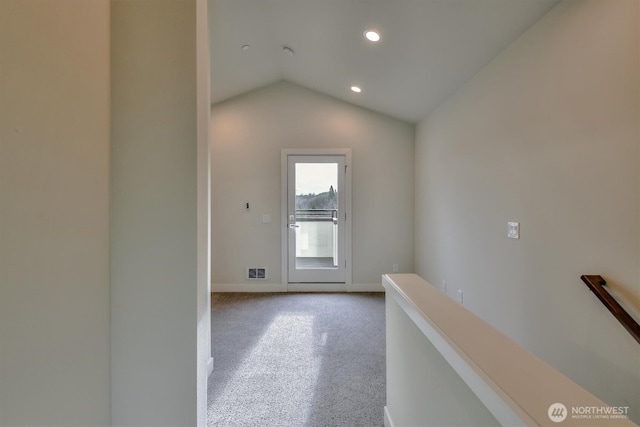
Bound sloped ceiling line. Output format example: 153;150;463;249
209;0;559;123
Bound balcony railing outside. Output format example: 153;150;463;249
295;209;338;267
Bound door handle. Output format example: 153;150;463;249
289;223;300;229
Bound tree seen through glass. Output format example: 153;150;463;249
295;163;338;210
296;185;337;210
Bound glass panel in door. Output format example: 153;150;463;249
287;155;346;283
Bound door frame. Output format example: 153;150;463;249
281;148;352;292
286;154;346;284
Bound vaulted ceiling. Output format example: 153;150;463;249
209;0;559;123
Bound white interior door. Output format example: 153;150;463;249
286;154;347;283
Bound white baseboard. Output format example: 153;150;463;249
212;283;285;292
212;283;385;293
207;357;214;377
384;406;395;427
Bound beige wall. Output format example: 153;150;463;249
415;0;640;421
1;2;209;425
211;82;414;289
0;1;111;425
110;1;207;425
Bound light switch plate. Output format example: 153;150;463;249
508;221;520;239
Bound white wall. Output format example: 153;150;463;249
111;1;206;425
0;1;111;425
211;82;414;290
415;0;640;421
385;292;499;427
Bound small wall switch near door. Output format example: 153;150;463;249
441;280;447;294
507;221;519;239
457;289;464;305
392;264;399;273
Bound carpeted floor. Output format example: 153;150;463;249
207;292;386;427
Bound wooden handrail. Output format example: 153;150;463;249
581;275;640;344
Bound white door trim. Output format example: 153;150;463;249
281;149;352;291
287;154;345;283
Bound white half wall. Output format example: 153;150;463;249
0;1;111;425
415;0;640;422
211;82;414;289
385;287;500;427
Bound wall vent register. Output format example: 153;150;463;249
246;267;267;280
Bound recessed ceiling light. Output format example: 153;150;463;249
241;44;250;51
351;86;362;93
364;30;380;42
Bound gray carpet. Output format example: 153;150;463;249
207;292;386;427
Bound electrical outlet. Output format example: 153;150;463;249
457;289;464;305
392;264;399;273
